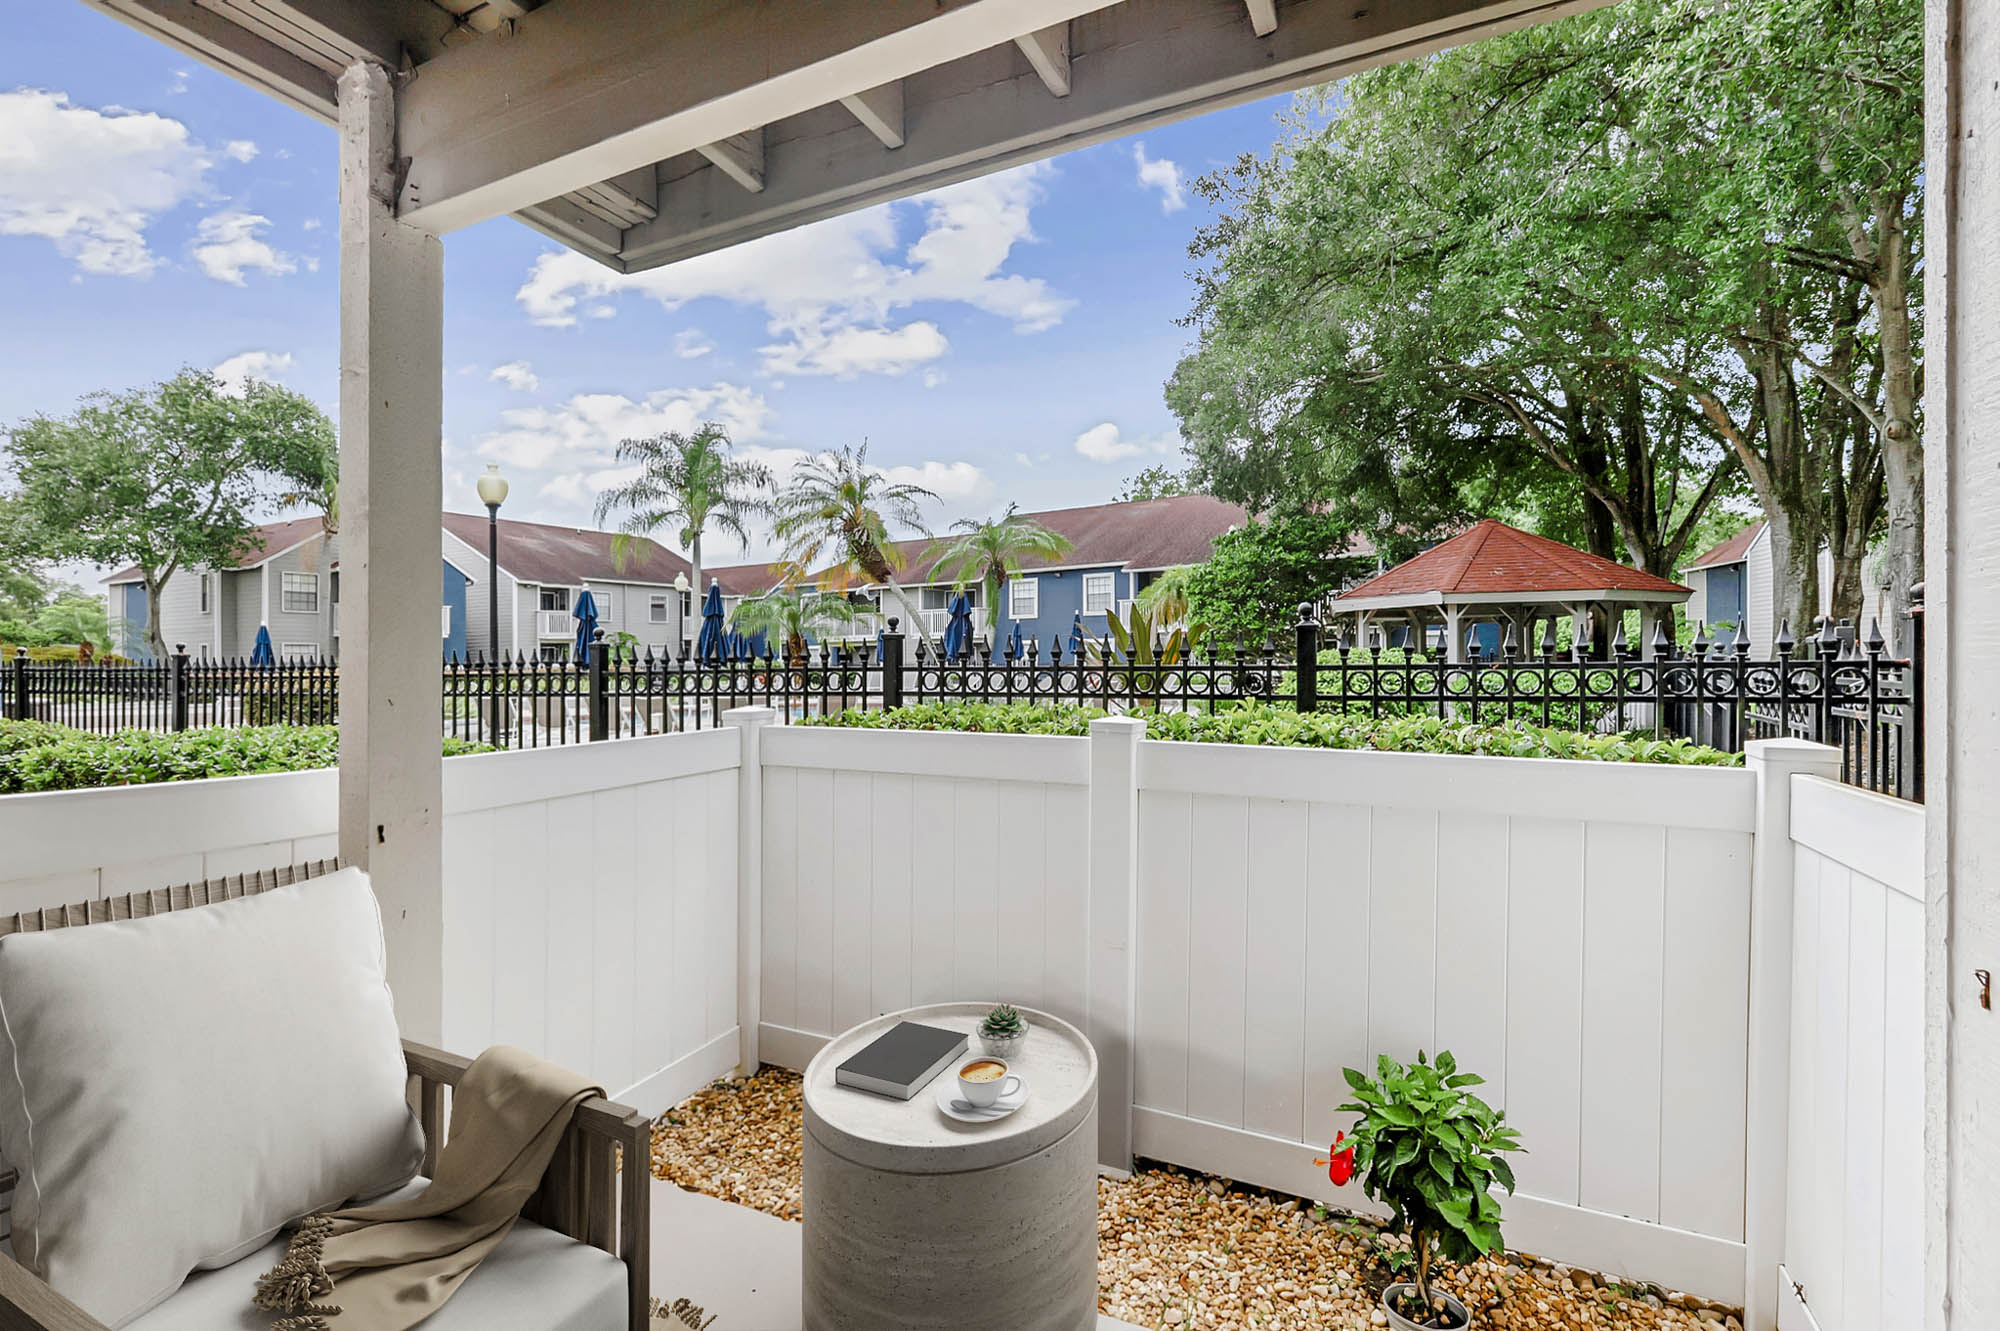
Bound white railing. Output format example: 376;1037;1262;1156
538;608;571;638
0;721;1921;1325
1778;776;1923;1331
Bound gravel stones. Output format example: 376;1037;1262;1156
650;1067;1747;1331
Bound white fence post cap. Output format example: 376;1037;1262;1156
1089;716;1146;740
723;705;779;726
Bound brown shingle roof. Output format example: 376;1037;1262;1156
708;493;1254;596
103;516;328;584
1685;519;1766;571
441;511;693;586
1332;519;1690;604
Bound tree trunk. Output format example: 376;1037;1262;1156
1868;198;1923;651
1764;510;1821;652
145;577;167;660
1827;545;1866;627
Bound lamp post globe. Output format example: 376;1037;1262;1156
478;466;507;744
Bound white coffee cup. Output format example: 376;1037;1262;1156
957;1057;1021;1107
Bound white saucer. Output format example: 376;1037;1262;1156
934;1075;1030;1123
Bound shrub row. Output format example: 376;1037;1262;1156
0;721;490;794
801;701;1741;766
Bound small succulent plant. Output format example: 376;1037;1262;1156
979;1004;1026;1040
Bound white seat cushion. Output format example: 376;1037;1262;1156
122;1182;628;1331
0;868;424;1325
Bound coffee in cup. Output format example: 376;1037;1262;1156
957;1057;1021;1107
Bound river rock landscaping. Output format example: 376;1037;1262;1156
649;1067;1745;1331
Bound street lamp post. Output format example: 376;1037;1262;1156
674;570;691;657
476;464;509;745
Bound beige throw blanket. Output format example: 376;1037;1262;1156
252;1045;601;1331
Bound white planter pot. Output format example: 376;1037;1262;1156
1382;1283;1470;1330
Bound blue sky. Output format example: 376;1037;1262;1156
2;0;1294;576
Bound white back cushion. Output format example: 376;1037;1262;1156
0;867;424;1326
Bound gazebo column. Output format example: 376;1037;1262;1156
1444;605;1464;664
337;62;447;1043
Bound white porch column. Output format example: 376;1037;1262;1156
1927;6;2000;1328
338;62;446;1043
1087;715;1144;1171
1444;605;1464;663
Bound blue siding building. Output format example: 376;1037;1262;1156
711;494;1248;652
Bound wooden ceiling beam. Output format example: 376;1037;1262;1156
840;81;907;149
1244;0;1278;36
1014;23;1072;97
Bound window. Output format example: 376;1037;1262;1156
199;574;211;614
680;590;693;618
1008;577;1039;620
540;587;570;612
538;643;570;662
584;588;613;623
330;571;340;605
650;594;670;624
922;585;980;610
281;572;318;614
280;642;318;659
1082;572;1115;615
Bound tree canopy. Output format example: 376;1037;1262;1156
1169;0;1920;643
2;369;335;658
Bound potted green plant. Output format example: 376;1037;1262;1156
1335;1050;1523;1329
977;1003;1028;1059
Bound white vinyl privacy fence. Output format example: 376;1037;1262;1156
0;713;1918;1329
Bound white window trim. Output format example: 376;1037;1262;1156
650;594;670;624
279;641;318;659
1082;572;1115;615
280;571;319;614
1008;577;1039;620
199;573;211;615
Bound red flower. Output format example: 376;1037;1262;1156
1314;1132;1356;1187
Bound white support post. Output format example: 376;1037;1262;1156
725;706;776;1075
337;61;447;1043
1087;715;1143;1170
1742;738;1842;1331
1926;7;2000;1328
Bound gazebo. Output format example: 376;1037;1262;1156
1326;519;1692;662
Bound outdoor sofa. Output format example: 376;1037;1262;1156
0;861;652;1331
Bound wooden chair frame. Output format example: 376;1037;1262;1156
0;864;652;1331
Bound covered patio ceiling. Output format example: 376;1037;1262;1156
86;0;1614;264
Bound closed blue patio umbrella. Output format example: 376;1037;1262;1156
572;589;600;665
1006;621;1023;659
942;591;974;659
1067;610;1084;659
696;581;726;662
250;624;275;667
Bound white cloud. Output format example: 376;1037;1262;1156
1073;422;1179;464
673;329;715;359
211;350;294;395
1133;143;1186;214
192;210;297;284
223;140;259;163
0;90;213;277
480;383;774;473
761;321;948;379
167;70;190;96
301;217;322;232
489;360;539;392
515;162;1071;378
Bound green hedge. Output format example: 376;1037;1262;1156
0;721;491;794
801;701;1740;766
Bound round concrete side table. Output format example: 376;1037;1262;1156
801;1002;1099;1331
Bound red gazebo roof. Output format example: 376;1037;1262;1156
1331;520;1690;611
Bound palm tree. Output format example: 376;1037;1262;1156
767;443;937;648
1134;565;1195;626
928;503;1073;641
729;583;863;662
592;422;772;602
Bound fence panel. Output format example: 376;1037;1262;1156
752;725;1092;1069
1780;776;1924;1331
1129;741;1760;1304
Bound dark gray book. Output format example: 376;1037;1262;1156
834;1021;969;1099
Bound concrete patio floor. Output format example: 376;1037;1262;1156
650;1178;1144;1331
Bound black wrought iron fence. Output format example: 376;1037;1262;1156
4;597;1924;801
